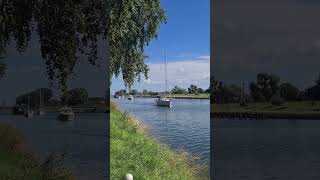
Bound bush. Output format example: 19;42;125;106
270;95;285;106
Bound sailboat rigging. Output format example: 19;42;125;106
155;49;172;107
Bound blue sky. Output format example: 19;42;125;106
111;0;210;94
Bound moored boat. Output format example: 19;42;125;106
58;106;75;121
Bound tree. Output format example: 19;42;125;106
129;89;138;95
67;88;88;106
188;84;198;94
250;73;280;102
171;86;187;94
197;88;204;94
280;83;300;101
0;0;166;102
16;88;53;107
143;89;148;95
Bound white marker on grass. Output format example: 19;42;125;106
125;174;133;180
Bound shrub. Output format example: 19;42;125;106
270;95;285;106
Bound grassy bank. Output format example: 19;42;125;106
110;102;208;180
0;123;74;179
167;93;209;99
212;101;320;119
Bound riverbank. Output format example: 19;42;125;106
110;102;208;179
212;101;320;119
0;122;74;179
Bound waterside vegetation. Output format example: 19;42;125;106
110;102;208;180
0;123;74;179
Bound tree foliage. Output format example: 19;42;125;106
67;88;88;105
0;0;166;101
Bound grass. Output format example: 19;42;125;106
212;101;320;119
0;123;74;180
110;101;208;180
167;93;209;99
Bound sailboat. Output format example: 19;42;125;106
24;95;34;118
58;106;74;121
155;50;172;107
36;88;45;115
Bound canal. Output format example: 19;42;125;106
213;119;320;180
115;97;210;165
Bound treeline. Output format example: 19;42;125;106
211;73;320;105
115;84;210;96
16;88;89;107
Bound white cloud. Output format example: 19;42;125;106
196;55;210;60
143;57;210;88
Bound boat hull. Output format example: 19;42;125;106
156;100;172;107
24;112;33;118
37;111;45;115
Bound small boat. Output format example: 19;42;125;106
24;110;34;118
58;106;74;121
155;50;172;108
155;96;172;107
114;94;119;99
128;95;133;100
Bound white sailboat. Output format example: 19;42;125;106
58;106;74;121
128;95;134;100
24;95;34;118
37;88;45;115
155;50;172;107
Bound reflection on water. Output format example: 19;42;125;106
213;119;320;180
0;112;107;180
115;98;210;164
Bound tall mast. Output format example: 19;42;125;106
165;49;168;93
39;88;42;110
27;95;30;111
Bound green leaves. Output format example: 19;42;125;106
0;0;165;93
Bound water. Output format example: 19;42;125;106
0;112;108;180
213;119;320;180
115;98;210;164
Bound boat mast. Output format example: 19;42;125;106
39;88;42;110
165;49;168;94
27;95;30;112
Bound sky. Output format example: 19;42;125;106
212;0;320;90
111;0;210;94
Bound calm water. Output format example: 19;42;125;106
0;112;108;180
115;98;210;164
213;119;320;180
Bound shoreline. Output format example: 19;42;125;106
110;101;208;179
114;95;210;100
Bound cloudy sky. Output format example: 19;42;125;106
212;0;320;90
111;0;210;94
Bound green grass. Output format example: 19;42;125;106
110;102;208;180
167;93;209;99
0;123;74;180
212;101;320;119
